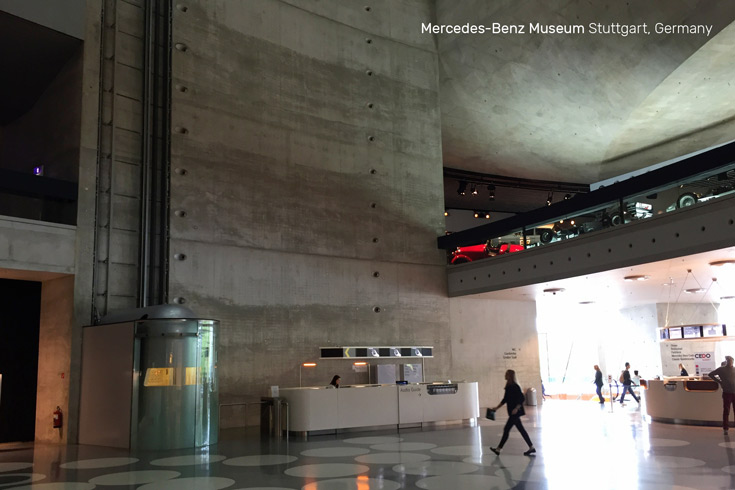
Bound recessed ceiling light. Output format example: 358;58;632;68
543;287;565;295
685;288;706;294
579;301;595;305
624;275;649;281
720;296;735;301
710;260;735;268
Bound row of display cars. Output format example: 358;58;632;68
450;169;735;264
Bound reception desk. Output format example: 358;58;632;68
644;378;723;426
279;382;479;434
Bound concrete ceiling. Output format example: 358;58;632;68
474;245;735;310
436;0;735;186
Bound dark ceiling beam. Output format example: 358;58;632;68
438;141;735;250
444;167;590;194
0;168;77;201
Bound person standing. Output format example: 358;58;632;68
708;356;735;433
679;364;689;376
594;365;605;404
489;369;536;456
619;362;640;405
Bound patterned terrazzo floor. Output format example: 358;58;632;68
2;399;735;489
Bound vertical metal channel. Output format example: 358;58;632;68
92;0;119;322
140;0;173;307
140;0;155;307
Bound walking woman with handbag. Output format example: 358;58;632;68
489;369;536;456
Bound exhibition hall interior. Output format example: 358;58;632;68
1;1;735;489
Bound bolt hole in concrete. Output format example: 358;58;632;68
367;103;374;109
174;168;188;175
370;202;377;208
370;169;377;174
174;254;187;261
174;210;187;217
366;70;373;76
368;135;375;142
175;84;188;93
372;237;379;243
174;127;189;134
373;272;380;277
176;4;188;12
174;42;188;52
174;297;186;304
366;38;372;44
373;306;381;313
365;6;371;11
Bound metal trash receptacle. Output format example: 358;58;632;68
526;388;537;406
260;397;283;437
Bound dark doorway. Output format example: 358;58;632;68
0;279;41;442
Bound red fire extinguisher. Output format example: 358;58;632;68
53;406;63;429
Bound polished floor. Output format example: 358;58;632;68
3;400;735;489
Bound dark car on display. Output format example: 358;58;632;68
666;169;735;211
450;242;524;264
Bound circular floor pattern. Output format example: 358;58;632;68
644;438;690;447
392;461;479;476
9;484;95;490
370;442;436;452
88;470;180;486
302;477;402;490
137;476;236;490
429;445;482;457
355;452;430;465
720;441;735;449
0;473;45;488
416;474;512;490
649;456;705;469
60;457;139;470
0;463;32;473
284;463;369;478
343;436;402;445
150;455;227;466
463;454;545;482
301;447;370;458
223;455;297;467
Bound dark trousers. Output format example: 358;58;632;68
596;385;604;403
498;414;533;448
620;384;639;403
723;393;735;429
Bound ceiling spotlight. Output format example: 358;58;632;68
579;301;595;305
546;192;553;206
484;212;491;219
721;296;735;301
471;184;478;196
564;193;572;200
473;211;480;218
444;211;449;216
684;288;706;294
487;185;495;201
710;260;735;268
543;287;565;295
624;275;649;281
457;181;467;196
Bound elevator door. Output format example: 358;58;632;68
0;279;41;443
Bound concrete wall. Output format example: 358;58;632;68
449;297;540;408
35;275;74;443
169;0;448;426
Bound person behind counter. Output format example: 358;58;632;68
708;356;735;434
329;375;341;388
679;363;689;376
489;369;536;456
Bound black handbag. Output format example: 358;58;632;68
485;408;496;420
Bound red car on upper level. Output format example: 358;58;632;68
450;242;524;264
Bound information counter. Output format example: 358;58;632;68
279;381;479;435
644;378;723;426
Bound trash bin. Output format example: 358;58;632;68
526;388;537;406
260;397;283;438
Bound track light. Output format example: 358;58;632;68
473;211;479;218
471;184;478;196
564;193;572;200
487;184;495;201
457;181;467;196
546;192;553;206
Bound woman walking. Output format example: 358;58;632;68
489;369;536;456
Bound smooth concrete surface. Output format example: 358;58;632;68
5;400;735;489
436;0;735;183
35;275;74;444
0;217;76;274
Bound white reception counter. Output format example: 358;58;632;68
644;378;723;426
279;381;479;434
